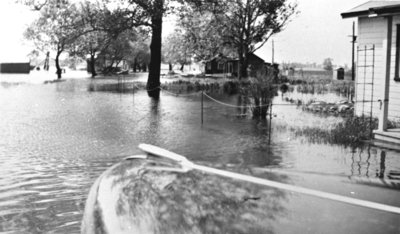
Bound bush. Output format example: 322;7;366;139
223;81;240;95
240;67;277;119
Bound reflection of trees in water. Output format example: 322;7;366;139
148;98;161;144
84;158;288;234
87;79;137;93
236;95;248;117
236;82;275;120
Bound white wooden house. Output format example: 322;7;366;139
342;1;400;145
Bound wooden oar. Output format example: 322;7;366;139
138;143;400;215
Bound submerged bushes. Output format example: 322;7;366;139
163;80;221;93
162;68;278;119
239;66;278;119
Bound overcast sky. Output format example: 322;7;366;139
0;0;368;65
255;0;366;66
0;0;36;62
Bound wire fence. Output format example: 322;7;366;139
125;80;380;145
124;80;383;129
129;81;364;110
123;77;359;109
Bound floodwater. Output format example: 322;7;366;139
0;72;399;233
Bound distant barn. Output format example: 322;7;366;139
0;63;31;74
204;53;275;78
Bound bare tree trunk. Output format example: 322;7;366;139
143;63;147;72
241;46;249;78
147;0;163;99
55;51;62;79
253;97;260;118
238;47;243;80
260;95;269;119
133;57;137;72
90;54;97;78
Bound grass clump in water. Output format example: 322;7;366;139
294;116;378;146
330;116;378;144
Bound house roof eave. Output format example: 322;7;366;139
341;1;400;19
341;10;369;19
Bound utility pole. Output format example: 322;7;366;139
272;39;275;64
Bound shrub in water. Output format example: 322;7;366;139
240;66;277;119
223;81;240;95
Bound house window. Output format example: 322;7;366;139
395;24;400;81
218;62;224;70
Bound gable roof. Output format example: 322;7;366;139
205;54;235;63
206;53;265;63
341;1;400;18
248;53;265;63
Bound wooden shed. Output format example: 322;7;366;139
0;63;30;74
205;53;267;77
342;0;400;144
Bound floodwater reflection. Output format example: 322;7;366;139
0;78;399;233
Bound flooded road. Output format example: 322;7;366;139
0;74;399;233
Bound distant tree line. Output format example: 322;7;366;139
21;0;297;98
281;58;348;72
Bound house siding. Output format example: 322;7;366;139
205;53;266;77
389;15;400;120
356;17;385;118
356;16;400;121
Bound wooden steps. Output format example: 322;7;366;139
373;129;400;149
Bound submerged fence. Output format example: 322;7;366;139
127;81;303;144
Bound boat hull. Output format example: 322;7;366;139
81;156;283;234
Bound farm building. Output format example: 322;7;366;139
342;0;400;145
204;53;271;77
204;54;235;76
0;63;30;74
0;55;31;74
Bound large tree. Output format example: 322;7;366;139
128;34;151;72
71;30;110;77
18;0;67;10
229;0;297;78
71;1;106;77
24;1;85;79
162;29;192;71
72;0;132;77
99;29;139;73
186;0;297;79
177;9;234;62
110;0;168;98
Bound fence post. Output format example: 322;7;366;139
268;103;273;144
201;90;204;125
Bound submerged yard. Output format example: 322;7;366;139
0;72;399;233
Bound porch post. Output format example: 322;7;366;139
378;16;392;132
